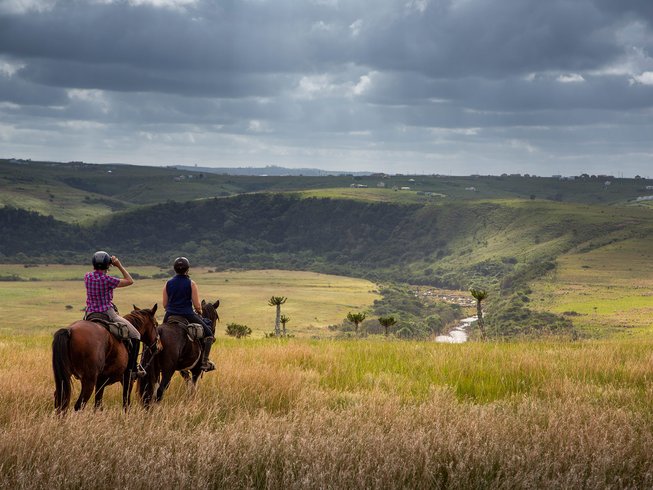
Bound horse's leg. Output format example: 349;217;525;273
191;366;203;387
94;375;110;410
156;368;174;402
74;375;97;411
122;371;135;411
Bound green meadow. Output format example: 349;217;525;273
3;161;653;486
0;266;379;338
2;266;653;486
532;237;653;337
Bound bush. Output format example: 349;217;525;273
225;323;252;339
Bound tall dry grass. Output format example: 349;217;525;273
2;337;653;488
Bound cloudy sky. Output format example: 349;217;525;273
1;0;653;176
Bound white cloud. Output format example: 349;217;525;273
509;138;537;153
248;120;269;133
405;0;429;14
349;19;363;37
0;60;24;77
630;72;653;86
312;21;334;33
128;0;196;8
0;0;52;14
296;74;336;99
57;120;106;130
556;74;585;83
67;89;110;114
351;74;372;96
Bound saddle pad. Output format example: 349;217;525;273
186;323;205;341
167;316;205;341
85;312;130;340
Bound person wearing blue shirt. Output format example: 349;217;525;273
162;257;215;371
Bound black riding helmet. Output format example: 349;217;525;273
92;251;112;270
173;256;190;274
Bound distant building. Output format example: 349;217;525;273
465;186;477;192
400;186;411;190
377;182;386;188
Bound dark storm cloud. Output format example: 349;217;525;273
0;0;652;175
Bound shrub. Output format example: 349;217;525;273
225;323;252;339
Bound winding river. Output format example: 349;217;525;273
435;316;477;343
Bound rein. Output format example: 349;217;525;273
126;310;161;369
202;303;219;333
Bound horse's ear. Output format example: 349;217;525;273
151;303;158;314
201;299;206;307
213;300;220;309
133;304;139;311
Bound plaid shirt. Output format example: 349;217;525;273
84;270;121;312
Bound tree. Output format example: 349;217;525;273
378;316;396;336
346;311;367;334
280;314;290;336
268;296;287;337
470;288;488;339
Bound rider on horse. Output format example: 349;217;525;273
162;257;215;371
84;251;146;379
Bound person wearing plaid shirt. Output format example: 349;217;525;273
85;251;145;378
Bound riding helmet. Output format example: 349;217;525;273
173;256;190;274
92;251;112;270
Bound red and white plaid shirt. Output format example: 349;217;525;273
84;270;121;312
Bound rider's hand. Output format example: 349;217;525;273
111;256;122;267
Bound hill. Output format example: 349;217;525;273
2;159;653;338
2;158;653;224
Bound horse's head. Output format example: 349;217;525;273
201;299;220;335
129;304;162;352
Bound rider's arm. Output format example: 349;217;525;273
191;280;202;314
162;284;168;309
111;256;134;288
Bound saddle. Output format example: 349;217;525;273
85;312;130;340
167;315;205;341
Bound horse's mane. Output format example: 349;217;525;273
126;308;158;333
125;309;147;329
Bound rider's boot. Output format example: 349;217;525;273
128;338;147;380
200;336;215;372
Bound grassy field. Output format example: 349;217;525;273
532;237;653;337
0;266;379;338
3;330;653;487
2;269;653;487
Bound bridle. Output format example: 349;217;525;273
201;302;219;334
129;309;161;370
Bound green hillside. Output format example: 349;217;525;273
3;159;653;224
2;159;652;339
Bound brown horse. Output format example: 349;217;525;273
52;304;160;412
138;299;219;406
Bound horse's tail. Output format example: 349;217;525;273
52;328;72;412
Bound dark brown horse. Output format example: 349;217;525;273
138;299;219;406
52;304;161;412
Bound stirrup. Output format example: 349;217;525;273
130;364;147;380
200;360;215;372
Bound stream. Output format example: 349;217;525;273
435;316;477;343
